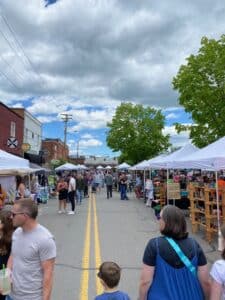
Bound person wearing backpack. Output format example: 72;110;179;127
139;205;210;300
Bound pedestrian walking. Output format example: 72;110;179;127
76;174;85;205
139;205;210;300
119;173;128;200
145;177;153;207
7;199;56;300
0;210;14;300
67;174;76;215
105;171;113;199
56;177;68;214
95;261;130;300
210;224;225;300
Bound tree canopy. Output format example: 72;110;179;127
106;103;170;164
173;35;225;148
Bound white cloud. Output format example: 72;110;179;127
166;113;180;120
0;0;224;109
81;133;94;139
79;139;103;148
36;115;57;123
163;125;190;147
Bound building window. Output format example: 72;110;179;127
10;122;16;137
32;132;34;139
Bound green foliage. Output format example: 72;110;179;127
106;102;170;164
50;159;67;169
173;35;225;147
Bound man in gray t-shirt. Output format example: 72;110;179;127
7;199;56;300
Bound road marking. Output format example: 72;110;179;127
93;193;103;295
79;196;91;300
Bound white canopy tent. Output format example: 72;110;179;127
55;163;78;171
169;136;225;170
105;165;112;170
96;165;104;170
130;160;149;171
116;162;131;170
149;144;199;169
0;149;32;175
166;136;225;251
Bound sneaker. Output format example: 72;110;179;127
58;210;62;214
68;211;75;215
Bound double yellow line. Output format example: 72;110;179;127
79;192;103;300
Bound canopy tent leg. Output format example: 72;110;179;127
216;171;223;251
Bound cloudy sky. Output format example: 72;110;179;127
0;0;224;156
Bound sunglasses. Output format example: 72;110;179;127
11;212;25;218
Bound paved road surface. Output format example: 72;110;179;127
38;188;220;300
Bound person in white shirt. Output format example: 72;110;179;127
210;224;225;300
6;199;56;300
68;174;76;215
145;177;154;207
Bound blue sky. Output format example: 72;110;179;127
0;0;223;157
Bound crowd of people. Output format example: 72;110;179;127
1;168;225;299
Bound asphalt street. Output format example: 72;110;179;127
38;188;221;300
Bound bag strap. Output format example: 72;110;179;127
165;237;197;276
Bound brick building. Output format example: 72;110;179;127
42;138;69;165
0;102;24;156
11;108;43;164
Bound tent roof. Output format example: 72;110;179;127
170;136;225;170
0;149;29;169
0;149;32;175
55;163;78;171
150;144;198;169
130;160;148;170
116;162;131;169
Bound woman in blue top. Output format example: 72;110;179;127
139;205;210;300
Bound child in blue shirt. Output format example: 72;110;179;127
95;261;130;300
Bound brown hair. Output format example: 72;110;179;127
0;210;14;255
97;261;121;288
16;198;38;219
221;224;225;259
160;205;188;240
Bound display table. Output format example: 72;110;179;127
188;184;225;242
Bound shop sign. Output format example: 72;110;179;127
7;137;18;148
167;182;181;199
21;143;31;152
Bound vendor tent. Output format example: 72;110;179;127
0;150;32;174
0;150;29;169
55;163;78;171
149;144;199;169
105;165;112;170
116;162;131;170
130;160;148;171
96;165;104;170
169;136;225;170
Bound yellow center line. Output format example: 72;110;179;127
93;193;103;295
79;195;91;300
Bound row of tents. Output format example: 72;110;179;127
130;136;225;171
0;150;131;174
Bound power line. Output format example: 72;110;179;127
0;26;29;72
0;14;44;85
0;68;20;89
0;52;24;83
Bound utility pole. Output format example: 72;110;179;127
60;113;72;146
77;139;80;159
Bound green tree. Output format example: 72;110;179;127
106;102;170;164
173;35;225;147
